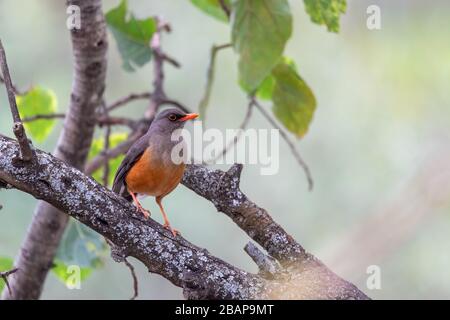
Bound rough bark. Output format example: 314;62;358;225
182;164;369;299
0;135;369;300
1;0;108;300
0;136;265;299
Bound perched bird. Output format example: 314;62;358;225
112;108;198;236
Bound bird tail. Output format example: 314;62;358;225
112;176;132;202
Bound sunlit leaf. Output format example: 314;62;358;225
16;87;58;143
304;0;347;32
231;0;293;92
88;133;128;186
190;0;231;22
0;257;13;292
271;62;316;138
106;0;157;72
52;219;107;284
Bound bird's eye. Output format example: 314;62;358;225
168;114;177;121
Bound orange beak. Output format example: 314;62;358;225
179;113;199;122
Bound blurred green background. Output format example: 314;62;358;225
1;0;450;299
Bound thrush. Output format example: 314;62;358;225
112;108;198;236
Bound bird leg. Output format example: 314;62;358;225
129;191;151;219
156;196;179;237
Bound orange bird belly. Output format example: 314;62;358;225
125;148;185;197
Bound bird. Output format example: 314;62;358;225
112;108;198;236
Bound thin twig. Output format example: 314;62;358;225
0;39;34;162
0;268;18;296
85;130;143;175
161;53;181;68
219;0;231;19
22;113;136;128
22;113;66;122
100;101;111;187
150;17;167;109
208;97;255;163
0;72;27;95
106;92;151;112
198;43;232;122
104;237;139;300
253;98;314;191
96;116;137;128
124;258;139;300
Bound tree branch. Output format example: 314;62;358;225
0;268;18;296
106;92;151;112
218;0;231;19
1;0;108;300
22;113;136;128
0;135;368;299
198;43;231;121
22;113;66;122
181;163;369;299
100;101;111;187
0;70;28;95
0;39;34;162
0;135;265;299
124;259;139;300
244;242;281;279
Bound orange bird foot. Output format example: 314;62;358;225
129;191;151;219
163;223;179;237
136;206;151;219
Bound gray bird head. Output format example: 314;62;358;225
148;108;199;137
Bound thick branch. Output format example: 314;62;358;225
0;135;368;300
182;163;369;299
0;135;265;299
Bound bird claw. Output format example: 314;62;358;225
137;206;151;219
163;223;179;237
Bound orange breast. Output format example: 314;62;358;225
125;148;185;197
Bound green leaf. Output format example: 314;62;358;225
304;0;347;32
0;257;13;292
16;87;58;143
88;133;128;186
271;62;316;138
256;57;297;100
231;0;293;92
106;0;157;72
52;219;107;284
191;0;231;22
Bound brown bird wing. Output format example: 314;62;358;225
112;133;150;201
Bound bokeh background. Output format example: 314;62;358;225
1;0;450;299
